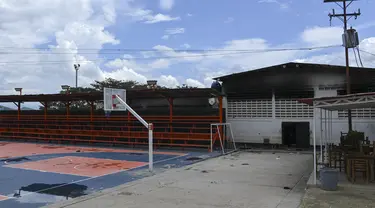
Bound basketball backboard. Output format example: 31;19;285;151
103;88;126;111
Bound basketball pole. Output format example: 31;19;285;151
115;95;154;172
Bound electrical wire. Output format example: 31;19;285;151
346;31;364;68
0;44;342;55
359;49;375;57
356;47;364;67
0;44;342;65
352;48;360;67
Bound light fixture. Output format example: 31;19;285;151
74;64;80;71
147;80;157;86
14;88;23;95
147;80;158;89
61;85;70;90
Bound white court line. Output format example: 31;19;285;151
1;154;188;202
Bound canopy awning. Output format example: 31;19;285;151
0;88;223;103
298;92;375;111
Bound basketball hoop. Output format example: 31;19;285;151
103;87;153;171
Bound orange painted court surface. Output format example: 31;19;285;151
0;141;219;208
0;195;8;201
0;142;184;159
6;156;148;177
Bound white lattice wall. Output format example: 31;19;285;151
338;108;375;119
275;99;313;118
227;99;272;118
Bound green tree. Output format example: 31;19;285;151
41;79;148;110
40;78;192;110
177;84;197;89
90;78;148;91
40;87;96;110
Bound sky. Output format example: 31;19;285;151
0;0;374;108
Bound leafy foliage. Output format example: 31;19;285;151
90;78;148;91
41;78;179;110
176;84;197;89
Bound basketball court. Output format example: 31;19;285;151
0;141;219;208
0;88;235;207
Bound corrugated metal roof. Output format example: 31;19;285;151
214;62;375;81
0;88;222;103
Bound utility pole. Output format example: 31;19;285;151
324;0;361;132
74;64;80;88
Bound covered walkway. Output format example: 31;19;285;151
299;92;375;185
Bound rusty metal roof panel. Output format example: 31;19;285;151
0;88;222;103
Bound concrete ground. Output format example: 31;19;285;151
45;151;313;208
301;171;375;208
300;186;375;208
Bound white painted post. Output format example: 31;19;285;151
210;124;213;152
330;111;333;145
324;110;328;164
115;95;153;172
148;123;153;172
228;123;237;150
272;90;276;119
320;109;323;164
313;106;317;185
216;125;225;154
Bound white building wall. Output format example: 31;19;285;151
227;88;375;145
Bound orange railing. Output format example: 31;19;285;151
0;115;220;150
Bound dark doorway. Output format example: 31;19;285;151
282;122;310;148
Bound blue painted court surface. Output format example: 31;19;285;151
0;142;220;208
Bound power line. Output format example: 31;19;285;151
352;48;360;67
356;47;364;67
359;49;375;57
0;44;341;65
0;44;342;55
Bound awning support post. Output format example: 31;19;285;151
313;104;317;185
320;108;323;165
324;110;328;164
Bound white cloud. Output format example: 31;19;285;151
105;58;141;71
357;21;375;31
125;8;180;24
148;59;170;69
258;0;289;9
161;35;169;40
166;28;185;35
162;27;185;40
55;22;119;50
148;36;340;87
296;37;375;68
158;75;179;88
185;79;205;88
0;0;122;97
153;45;204;62
186;13;193;17
181;43;191;49
301;26;343;46
103;67;148;84
224;17;234;24
159;0;175;11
